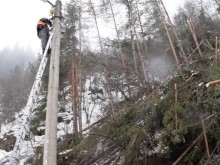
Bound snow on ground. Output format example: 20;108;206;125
0;76;109;164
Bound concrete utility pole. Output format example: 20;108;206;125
43;0;62;165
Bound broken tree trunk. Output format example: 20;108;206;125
155;0;185;80
159;0;189;67
206;79;220;87
172;133;203;165
201;118;211;159
186;20;204;59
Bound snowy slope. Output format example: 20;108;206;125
0;77;108;164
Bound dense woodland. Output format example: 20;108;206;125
0;47;35;122
1;0;220;164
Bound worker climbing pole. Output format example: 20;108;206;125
8;0;62;164
8;33;53;165
43;0;62;165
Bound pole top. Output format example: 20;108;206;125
41;0;55;7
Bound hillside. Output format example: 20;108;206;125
1;0;220;164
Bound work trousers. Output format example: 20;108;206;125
38;26;50;52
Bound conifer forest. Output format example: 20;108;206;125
1;0;220;164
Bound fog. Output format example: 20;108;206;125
147;55;174;81
0;46;36;73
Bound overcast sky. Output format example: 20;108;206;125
0;0;68;54
0;0;185;55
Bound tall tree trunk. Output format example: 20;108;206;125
174;83;178;131
78;6;83;135
201;118;211;159
126;0;148;82
131;30;138;72
135;0;149;58
159;0;189;67
186;20;204;59
215;36;218;60
72;35;78;134
155;0;184;79
107;0;126;67
89;0;115;115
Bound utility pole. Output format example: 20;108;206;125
43;0;62;164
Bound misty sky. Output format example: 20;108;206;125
0;0;68;55
0;0;185;55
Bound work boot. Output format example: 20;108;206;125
46;49;52;58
